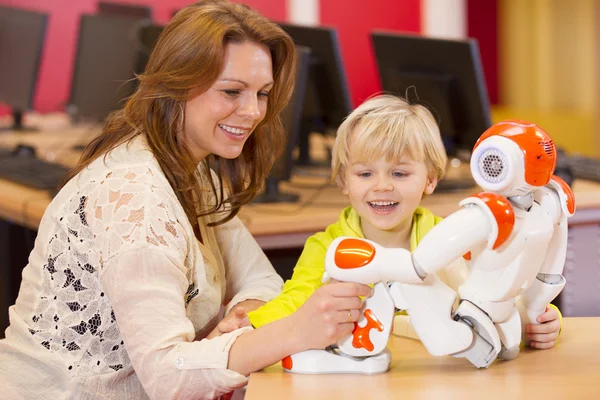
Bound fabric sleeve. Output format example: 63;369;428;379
214;216;284;315
101;249;250;400
247;233;329;328
89;171;251;399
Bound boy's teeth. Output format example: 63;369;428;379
369;201;398;206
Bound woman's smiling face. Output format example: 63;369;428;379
182;41;274;163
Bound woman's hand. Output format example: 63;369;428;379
289;282;373;350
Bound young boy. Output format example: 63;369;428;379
239;95;561;349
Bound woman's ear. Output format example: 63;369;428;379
424;176;438;195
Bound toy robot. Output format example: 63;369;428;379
283;120;575;374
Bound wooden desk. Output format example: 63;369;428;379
247;317;600;399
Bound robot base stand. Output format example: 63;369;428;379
283;348;391;375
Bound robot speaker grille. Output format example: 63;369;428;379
540;140;555;157
478;149;508;183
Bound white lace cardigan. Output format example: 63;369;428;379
0;136;283;399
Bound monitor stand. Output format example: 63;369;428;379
0;110;38;132
295;117;331;168
253;177;300;204
435;177;476;193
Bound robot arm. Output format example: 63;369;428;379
533;182;570;276
518;177;574;334
412;204;493;276
324;195;505;285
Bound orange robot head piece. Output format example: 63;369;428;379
470;120;556;197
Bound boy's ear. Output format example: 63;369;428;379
339;179;349;195
335;174;348;194
424;177;438;195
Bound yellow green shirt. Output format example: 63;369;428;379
248;206;443;328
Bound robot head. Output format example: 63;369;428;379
470;120;557;197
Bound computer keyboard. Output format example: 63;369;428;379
567;155;600;183
0;150;71;191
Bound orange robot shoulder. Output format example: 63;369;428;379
459;192;515;250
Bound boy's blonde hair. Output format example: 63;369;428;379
331;94;448;185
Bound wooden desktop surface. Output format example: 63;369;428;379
2;114;600;249
246;317;600;399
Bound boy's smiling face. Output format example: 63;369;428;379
341;155;437;237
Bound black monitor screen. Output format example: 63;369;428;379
371;32;491;156
136;24;164;74
98;2;152;19
273;45;311;182
0;6;47;112
69;14;145;121
277;23;351;130
253;46;311;204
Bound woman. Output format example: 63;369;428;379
0;1;371;399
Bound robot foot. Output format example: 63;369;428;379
451;301;502;368
498;345;520;361
452;330;498;368
282;347;391;375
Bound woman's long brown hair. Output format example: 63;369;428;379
64;0;296;239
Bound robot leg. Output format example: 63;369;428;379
283;282;395;375
337;282;395;357
495;306;521;360
388;276;475;357
452;300;502;368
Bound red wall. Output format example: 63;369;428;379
1;0;497;114
320;0;421;107
467;0;498;105
0;0;285;114
0;0;95;114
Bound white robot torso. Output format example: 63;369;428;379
458;188;557;323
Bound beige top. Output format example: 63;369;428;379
0;136;283;399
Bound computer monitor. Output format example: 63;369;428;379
253;46;311;203
98;2;152;19
68;14;145;122
136;23;164;74
277;23;352;166
371;32;491;158
0;6;48;131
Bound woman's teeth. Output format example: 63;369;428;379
219;124;247;136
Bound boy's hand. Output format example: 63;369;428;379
526;305;560;349
207;300;265;339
